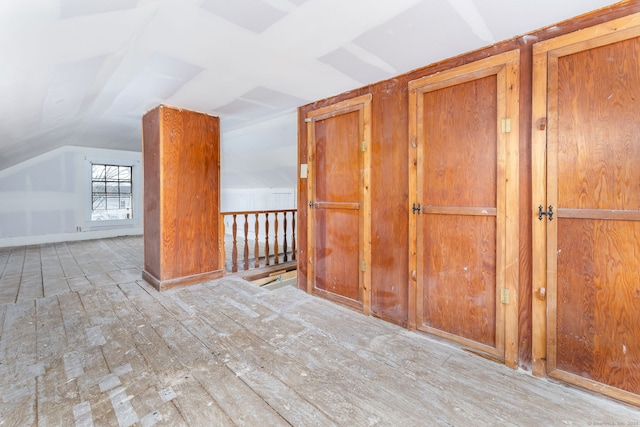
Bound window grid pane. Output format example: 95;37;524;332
91;163;133;221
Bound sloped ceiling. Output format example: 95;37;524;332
0;0;623;173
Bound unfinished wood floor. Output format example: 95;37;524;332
0;237;637;426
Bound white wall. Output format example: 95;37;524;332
221;187;296;240
221;110;298;189
221;187;296;212
0;110;300;248
219;110;299;243
0;146;142;248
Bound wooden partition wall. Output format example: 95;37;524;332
298;2;640;405
142;105;223;291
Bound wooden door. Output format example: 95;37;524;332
532;14;640;406
306;95;371;312
409;51;520;365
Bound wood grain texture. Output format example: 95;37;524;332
370;78;410;325
410;52;520;361
552;32;640;398
142;107;161;281
298;2;640;381
556;219;640;395
142;105;222;290
517;40;534;373
416;72;500;352
2;237;640;423
160;107;220;278
557;37;640;211
314;112;360;203
421;76;497;207
312;209;360;301
36;296;78;426
502;52;521;369
421;215;497;348
531;41;550;377
0;300;37;425
306;95;371;310
535;12;640;405
297;109;308;292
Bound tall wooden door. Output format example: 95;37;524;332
532;15;640;405
409;51;520;365
306;95;371;312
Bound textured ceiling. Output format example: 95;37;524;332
0;0;623;172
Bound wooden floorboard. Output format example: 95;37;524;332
0;236;638;426
54;242;86;279
0;248;10;280
0;299;38;425
3;248;28;303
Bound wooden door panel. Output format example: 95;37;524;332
418;76;498;348
306;94;372;311
556;218;640;394
422;214;496;347
422;76;497;208
313;209;360;300
314;112;360;203
532;14;640;405
312;111;360;303
410;51;519;361
552;36;640;396
557;38;640;211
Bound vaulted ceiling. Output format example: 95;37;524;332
0;0;623;174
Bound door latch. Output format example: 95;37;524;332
412;203;421;214
538;205;553;221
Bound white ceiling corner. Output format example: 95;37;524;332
0;0;624;188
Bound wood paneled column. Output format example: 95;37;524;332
142;105;223;291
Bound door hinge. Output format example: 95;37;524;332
500;288;510;304
361;141;367;152
360;260;366;272
304;117;312;123
501;118;512;134
412;203;421;214
538;205;553;221
309;201;314;208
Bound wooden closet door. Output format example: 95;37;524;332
409;51;519;364
306;95;371;312
532;15;640;405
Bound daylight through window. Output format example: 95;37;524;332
91;164;133;221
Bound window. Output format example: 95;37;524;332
91;164;133;221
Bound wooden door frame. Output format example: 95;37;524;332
531;13;640;403
408;50;520;367
305;94;372;314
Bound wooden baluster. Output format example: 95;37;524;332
254;213;260;269
221;216;227;273
283;211;288;262
220;209;297;272
243;213;249;271
274;212;280;265
231;214;238;273
291;211;296;261
264;213;270;266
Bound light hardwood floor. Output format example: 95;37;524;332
0;236;637;426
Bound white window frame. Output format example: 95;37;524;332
84;156;142;228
